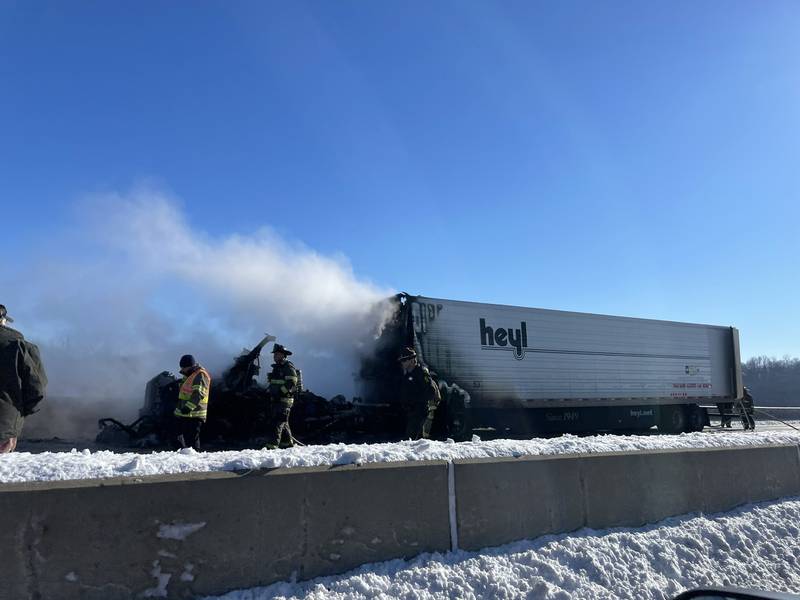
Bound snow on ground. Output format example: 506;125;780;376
203;498;800;600
2;425;800;483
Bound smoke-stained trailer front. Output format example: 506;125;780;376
360;294;744;437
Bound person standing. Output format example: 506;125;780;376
398;347;441;440
739;387;756;431
0;304;47;453
173;354;211;451
265;344;298;449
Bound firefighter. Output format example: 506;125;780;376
739;387;756;431
173;354;211;451
0;305;47;453
265;343;298;449
398;347;441;440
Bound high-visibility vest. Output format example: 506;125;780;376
175;367;211;420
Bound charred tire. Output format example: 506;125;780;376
687;405;706;432
657;405;688;434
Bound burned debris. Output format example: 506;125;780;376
96;333;362;449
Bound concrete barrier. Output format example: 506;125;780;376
0;461;450;600
2;445;798;599
454;444;800;551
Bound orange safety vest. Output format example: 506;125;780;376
175;367;211;420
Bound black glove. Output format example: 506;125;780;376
180;405;191;415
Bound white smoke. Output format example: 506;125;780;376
11;187;395;438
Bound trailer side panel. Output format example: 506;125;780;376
411;297;737;409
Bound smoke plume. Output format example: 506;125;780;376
10;187;394;438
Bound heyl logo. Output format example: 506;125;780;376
479;318;529;360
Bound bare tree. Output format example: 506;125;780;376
742;355;800;406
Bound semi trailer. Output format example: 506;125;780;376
360;293;744;438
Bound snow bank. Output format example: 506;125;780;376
203;498;800;600
2;427;800;483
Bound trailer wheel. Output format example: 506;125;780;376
687;405;706;432
657;405;688;434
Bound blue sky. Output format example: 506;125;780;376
1;1;799;360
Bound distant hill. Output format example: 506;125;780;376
742;356;800;406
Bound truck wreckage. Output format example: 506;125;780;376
97;295;464;449
96;334;371;449
97;293;748;448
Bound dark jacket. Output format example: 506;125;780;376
399;364;440;411
267;360;298;406
0;325;47;439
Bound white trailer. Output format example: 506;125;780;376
360;294;744;436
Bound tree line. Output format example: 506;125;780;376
742;356;800;406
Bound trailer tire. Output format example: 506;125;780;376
657;405;688;434
687;405;706;432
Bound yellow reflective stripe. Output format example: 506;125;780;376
285;375;297;382
185;402;197;409
174;409;207;417
281;386;288;394
178;394;207;403
270;379;286;384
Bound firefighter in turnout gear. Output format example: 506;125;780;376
173;354;211;451
0;305;47;453
398;347;441;440
265;343;298;449
739;387;756;430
